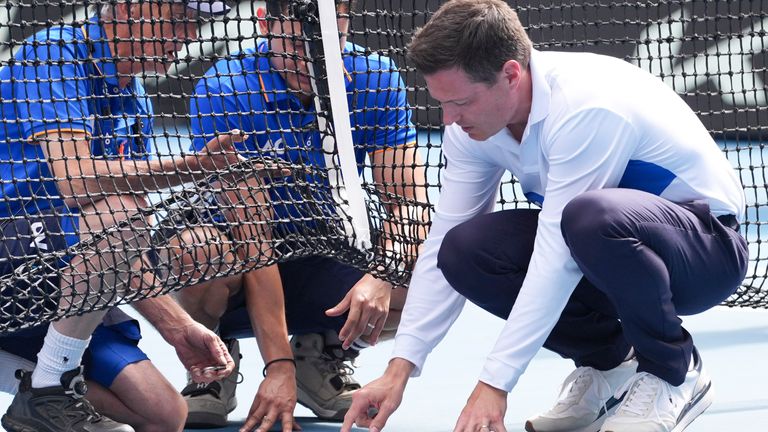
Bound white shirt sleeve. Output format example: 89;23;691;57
392;125;505;376
480;108;639;391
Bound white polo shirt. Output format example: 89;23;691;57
392;49;744;392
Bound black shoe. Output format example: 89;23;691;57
1;367;135;432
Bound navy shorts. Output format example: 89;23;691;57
0;317;148;388
0;209;80;331
219;255;365;339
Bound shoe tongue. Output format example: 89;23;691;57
182;380;222;398
60;367;87;398
323;343;359;361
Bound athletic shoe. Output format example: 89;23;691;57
525;358;638;432
1;367;135;432
600;349;713;432
292;332;361;421
182;338;241;428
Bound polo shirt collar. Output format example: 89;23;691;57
527;49;551;127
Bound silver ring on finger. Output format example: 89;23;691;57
366;322;376;329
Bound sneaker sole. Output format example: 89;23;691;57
524;396;623;432
184;397;238;429
1;414;40;432
525;415;611;432
296;387;346;422
671;381;714;432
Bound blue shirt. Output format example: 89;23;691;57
0;16;154;219
189;41;416;231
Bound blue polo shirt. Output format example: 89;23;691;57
190;41;416;231
0;16;154;220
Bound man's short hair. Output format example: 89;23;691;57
407;0;532;85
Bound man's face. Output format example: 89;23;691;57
115;1;199;75
264;11;350;94
425;67;518;141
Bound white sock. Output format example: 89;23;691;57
31;326;90;389
624;347;635;361
0;350;35;394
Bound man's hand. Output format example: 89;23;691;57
341;359;412;432
452;381;508;432
188;130;247;174
326;273;392;349
240;363;300;432
165;320;235;383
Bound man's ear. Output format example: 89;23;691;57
502;60;522;89
257;7;268;36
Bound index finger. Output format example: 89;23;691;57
208;129;248;150
341;396;369;432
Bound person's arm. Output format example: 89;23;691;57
327;66;431;348
371;144;430;268
238;267;299;432
131;294;235;383
370;66;430;268
37;131;244;208
391;124;505;376
479;108;637;392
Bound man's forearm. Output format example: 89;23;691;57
54;156;202;208
132;294;195;342
243;267;294;363
386;357;416;384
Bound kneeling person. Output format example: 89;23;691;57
170;0;428;430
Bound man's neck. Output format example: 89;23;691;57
101;21;133;89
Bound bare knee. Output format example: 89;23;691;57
133;390;186;432
175;275;242;328
165;227;233;284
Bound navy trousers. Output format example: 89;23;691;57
437;188;748;385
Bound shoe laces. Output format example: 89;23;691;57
614;372;664;418
68;398;103;424
552;367;607;412
318;352;358;388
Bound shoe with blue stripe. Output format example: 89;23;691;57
525;358;638;432
600;349;713;432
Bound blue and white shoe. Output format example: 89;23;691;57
600;349;713;432
525;358;638;432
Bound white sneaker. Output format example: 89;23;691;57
525;358;638;432
600;350;713;432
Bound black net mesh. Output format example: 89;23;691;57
0;0;764;335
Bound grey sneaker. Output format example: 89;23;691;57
182;338;241;428
1;367;135;432
291;333;361;421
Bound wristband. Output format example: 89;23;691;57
262;357;297;377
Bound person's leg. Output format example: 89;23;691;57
437;208;631;367
39;195;152;388
561;188;748;431
437;209;637;432
1;197;150;432
561;189;747;384
81;318;186;432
